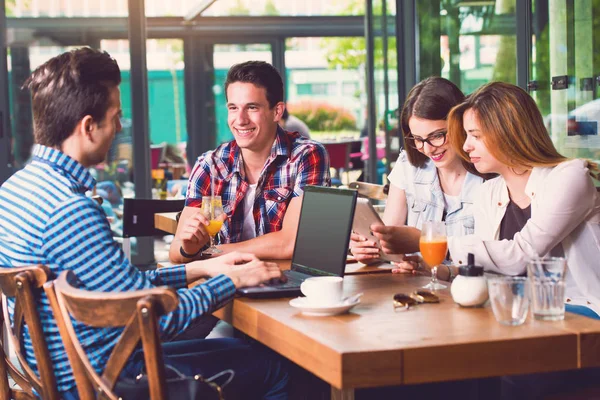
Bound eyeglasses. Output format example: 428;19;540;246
408;131;447;150
393;290;440;311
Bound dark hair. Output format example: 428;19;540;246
23;47;121;148
224;61;284;108
401;77;466;168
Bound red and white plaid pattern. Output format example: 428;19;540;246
186;128;331;243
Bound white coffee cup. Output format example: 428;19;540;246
300;276;344;306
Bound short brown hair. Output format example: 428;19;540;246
448;82;567;169
23;47;121;148
224;61;283;108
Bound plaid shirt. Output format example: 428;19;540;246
0;145;235;393
186;128;331;243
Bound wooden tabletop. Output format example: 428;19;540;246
214;267;600;391
155;211;178;234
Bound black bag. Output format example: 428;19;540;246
114;364;233;400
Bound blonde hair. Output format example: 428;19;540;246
448;82;571;171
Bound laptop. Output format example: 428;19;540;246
237;185;358;298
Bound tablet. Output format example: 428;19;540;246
351;198;402;263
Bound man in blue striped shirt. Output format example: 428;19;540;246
0;47;289;399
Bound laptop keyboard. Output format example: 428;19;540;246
266;270;306;288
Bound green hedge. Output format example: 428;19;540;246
288;101;357;131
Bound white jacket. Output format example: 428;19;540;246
448;159;600;315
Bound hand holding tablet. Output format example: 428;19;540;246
350;198;403;263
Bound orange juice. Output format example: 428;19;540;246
206;220;223;236
419;238;448;267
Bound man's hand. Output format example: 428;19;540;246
370;225;421;255
179;211;225;256
198;251;259;274
225;260;285;288
349;232;382;264
187;252;284;288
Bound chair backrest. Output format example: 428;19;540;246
45;270;179;400
348;181;389;201
0;265;59;400
360;136;387;161
322;142;350;170
150;144;167;170
122;198;185;261
122;199;186;239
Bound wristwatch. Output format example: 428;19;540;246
179;245;202;259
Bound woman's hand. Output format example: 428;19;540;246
391;255;429;275
371;225;421;255
349;232;382;264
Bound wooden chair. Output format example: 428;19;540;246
323;142;352;185
0;265;60;400
45;270;179;400
122;198;185;261
348;181;389;201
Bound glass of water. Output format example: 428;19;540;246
527;257;568;321
488;277;530;326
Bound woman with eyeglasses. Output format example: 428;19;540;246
351;77;487;270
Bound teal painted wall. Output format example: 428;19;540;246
121;70;188;145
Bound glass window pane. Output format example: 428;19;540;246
147;0;365;17
285;37;362;140
10;0;127;17
373;1;398;184
98;39;187;201
285;36;363;184
418;0;517;93
532;0;600;166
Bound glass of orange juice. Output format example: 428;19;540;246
201;195;224;255
420;221;448;290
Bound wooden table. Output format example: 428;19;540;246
155;211;179;234
213;268;600;399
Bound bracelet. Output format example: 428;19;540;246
446;264;456;282
179;245;202;259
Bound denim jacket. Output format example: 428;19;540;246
388;151;484;237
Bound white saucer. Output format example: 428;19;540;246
289;297;361;316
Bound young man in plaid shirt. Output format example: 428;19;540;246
170;61;330;263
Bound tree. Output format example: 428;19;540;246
228;0;250;16
320;0;397;70
6;0;17;15
263;0;279;16
491;0;517;84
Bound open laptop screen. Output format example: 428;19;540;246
291;185;357;276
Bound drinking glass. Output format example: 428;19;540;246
201;195;223;255
487;277;530;326
420;221;448;290
527;257;568;321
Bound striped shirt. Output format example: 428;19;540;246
186;127;331;243
0;145;235;393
